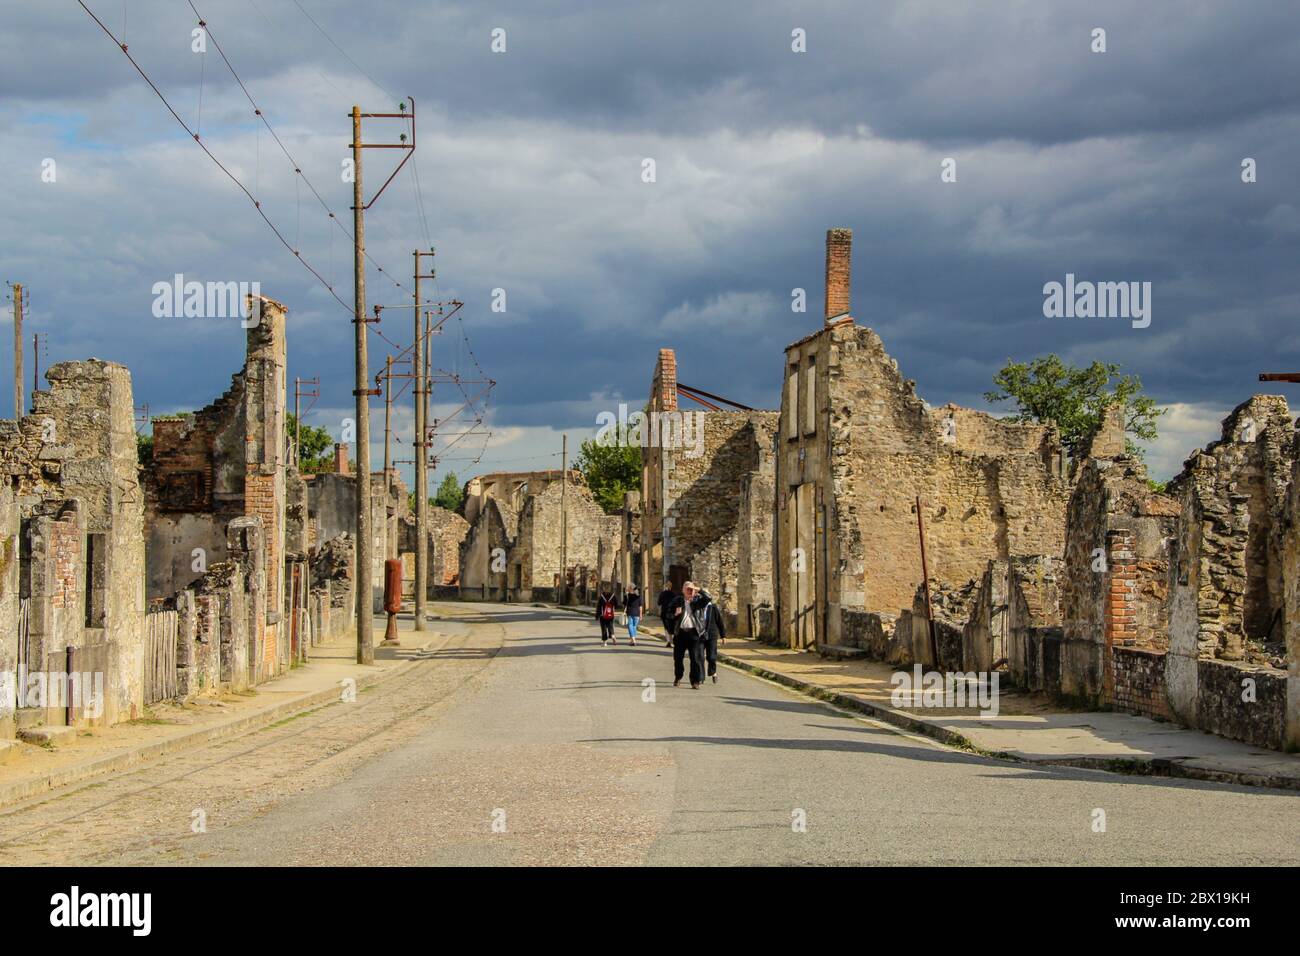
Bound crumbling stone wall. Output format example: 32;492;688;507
1166;397;1293;746
304;469;392;613
145;298;288;620
460;496;516;599
429;507;468;586
0;484;17;737
1059;455;1178;702
309;532;354;642
0;360;146;729
636;370;778;627
463;469;574;526
1006;555;1064;692
508;479;619;601
663;412;777;572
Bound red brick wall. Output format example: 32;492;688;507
1102;529;1137;701
49;512;80;610
245;471;279;599
149;416;221;512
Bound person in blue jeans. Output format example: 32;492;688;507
624;586;642;645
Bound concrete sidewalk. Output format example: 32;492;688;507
544;603;1300;791
0;610;452;808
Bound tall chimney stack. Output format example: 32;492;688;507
825;227;852;323
334;442;350;475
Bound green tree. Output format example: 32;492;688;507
288;413;335;473
984;355;1163;459
575;429;641;513
433;471;464;511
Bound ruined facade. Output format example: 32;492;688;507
302;468;396;613
775;229;1071;650
144;297;289;683
637;348;780;632
400;504;469;596
0;360;146;736
1164;397;1294;747
509;478;620;602
459;495;517;600
462;470;575;526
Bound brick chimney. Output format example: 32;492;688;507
650;348;678;412
825;227;852;322
333;442;349;475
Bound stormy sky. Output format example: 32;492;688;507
2;0;1298;484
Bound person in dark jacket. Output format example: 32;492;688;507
668;581;707;688
658;585;677;645
624;586;643;645
694;587;725;683
595;589;620;646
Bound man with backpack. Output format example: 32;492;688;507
596;588;620;646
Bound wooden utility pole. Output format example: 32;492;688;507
32;333;41;401
561;434;568;603
413;251;435;631
916;495;939;668
351;104;374;665
382;354;393;494
348;99;416;664
11;283;23;418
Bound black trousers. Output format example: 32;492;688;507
673;629;703;685
599;618;614;641
700;632;718;677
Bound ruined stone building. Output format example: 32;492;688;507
303;468;398;613
456;471;620;602
510;478;620;602
774;229;1071;650
1164;397;1295;747
400;504;469;597
143;297;290;684
638;348;780;634
462;469;574;525
459;493;517;600
0;360;145;737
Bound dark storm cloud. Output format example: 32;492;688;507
1;0;1298;482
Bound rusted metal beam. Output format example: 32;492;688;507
677;381;753;411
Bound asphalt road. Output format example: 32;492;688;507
2;604;1297;866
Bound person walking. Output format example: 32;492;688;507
624;585;643;645
596;588;620;646
694;587;725;683
669;581;706;688
658;583;677;646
